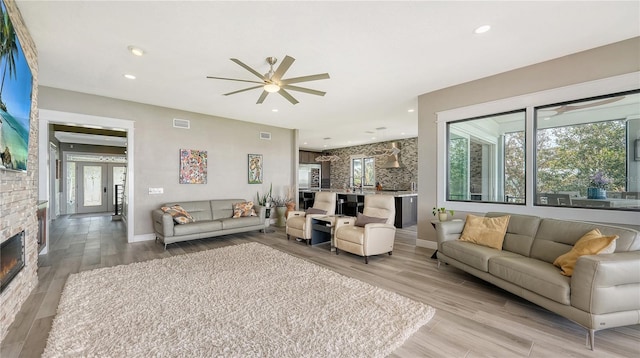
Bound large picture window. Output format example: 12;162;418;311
447;111;526;204
534;90;639;210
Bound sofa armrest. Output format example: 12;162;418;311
287;210;305;220
152;209;174;238
363;223;396;255
334;216;356;232
254;204;266;223
571;251;640;314
435;220;466;252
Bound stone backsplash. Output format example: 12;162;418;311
325;138;418;190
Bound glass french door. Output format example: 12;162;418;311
77;163;108;214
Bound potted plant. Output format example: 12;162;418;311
271;196;288;227
256;183;273;216
432;207;454;222
587;171;610;199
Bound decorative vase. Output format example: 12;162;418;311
587;187;606;199
438;212;448;222
285;202;296;219
275;206;287;227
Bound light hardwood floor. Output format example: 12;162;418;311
1;214;639;357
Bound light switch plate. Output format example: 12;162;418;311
149;187;164;195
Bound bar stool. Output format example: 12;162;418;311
336;198;345;215
345;194;363;216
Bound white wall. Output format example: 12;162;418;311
38;87;295;239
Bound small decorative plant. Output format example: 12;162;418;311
432;207;454;216
589;171;611;189
256;183;273;207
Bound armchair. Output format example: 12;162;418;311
286;192;337;244
334;195;396;264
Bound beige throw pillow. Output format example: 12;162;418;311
459;214;510;250
553;229;618;276
232;201;257;218
161;205;195;225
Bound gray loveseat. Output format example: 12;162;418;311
152;199;266;248
435;212;640;350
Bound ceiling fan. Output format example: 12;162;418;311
548;96;625;115
207;55;330;105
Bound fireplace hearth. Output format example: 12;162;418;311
1;231;25;294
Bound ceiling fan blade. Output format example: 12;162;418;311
256;91;269;104
223;85;263;96
278;88;299;105
280;73;330;85
283;85;326;96
230;58;267;80
207;76;264;85
554;96;625;114
272;55;295;82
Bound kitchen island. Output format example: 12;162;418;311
299;189;418;228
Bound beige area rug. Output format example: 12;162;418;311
43;242;435;357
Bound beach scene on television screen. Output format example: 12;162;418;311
0;0;33;172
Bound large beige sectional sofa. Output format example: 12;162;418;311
152;199;266;249
435;212;640;350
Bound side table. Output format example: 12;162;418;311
311;215;345;250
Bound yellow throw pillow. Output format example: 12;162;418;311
459;214;510;250
553;229;618;276
232;201;257;218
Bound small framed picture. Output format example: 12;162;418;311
248;154;263;184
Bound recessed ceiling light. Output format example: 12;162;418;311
124;74;136;80
303;142;308;145
474;25;491;34
401;132;406;135
371;137;376;140
407;109;415;113
128;46;144;56
272;109;278;112
323;145;327;148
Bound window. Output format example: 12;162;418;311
351;155;375;187
535;90;639;210
447;111;526;204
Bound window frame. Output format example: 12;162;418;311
435;72;639;226
350;154;375;188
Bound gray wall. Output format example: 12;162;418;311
38;87;296;237
417;37;640;245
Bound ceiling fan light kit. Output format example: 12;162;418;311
207;55;329;105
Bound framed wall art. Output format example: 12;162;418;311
248;154;263;184
179;149;207;184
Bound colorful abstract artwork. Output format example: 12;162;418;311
248;154;262;184
179;149;207;184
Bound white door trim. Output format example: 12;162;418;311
39;109;135;243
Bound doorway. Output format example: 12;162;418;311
72;161;126;215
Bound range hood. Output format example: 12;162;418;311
381;142;401;168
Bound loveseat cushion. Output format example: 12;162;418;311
489;256;571;304
220;216;262;230
441;240;520;272
486;212;540;257
173;220;222;236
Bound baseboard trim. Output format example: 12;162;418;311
416;239;437;250
132;233;156;243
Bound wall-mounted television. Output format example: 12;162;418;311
0;0;34;172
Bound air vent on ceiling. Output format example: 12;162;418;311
260;132;272;140
173;118;190;129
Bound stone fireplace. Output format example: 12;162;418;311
1;231;25;294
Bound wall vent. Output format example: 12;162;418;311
260;132;272;140
173;118;190;129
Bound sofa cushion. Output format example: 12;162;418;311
232;201;257;218
220;216;262;230
553;229;618;276
163;201;212;222
486;212;540;257
489;256;571;305
161;205;195;224
460;214;510;250
173;220;222;236
354;213;387;227
441;240;520;272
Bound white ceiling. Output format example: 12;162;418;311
16;1;640;150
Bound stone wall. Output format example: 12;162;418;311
0;0;39;342
326;138;418;190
